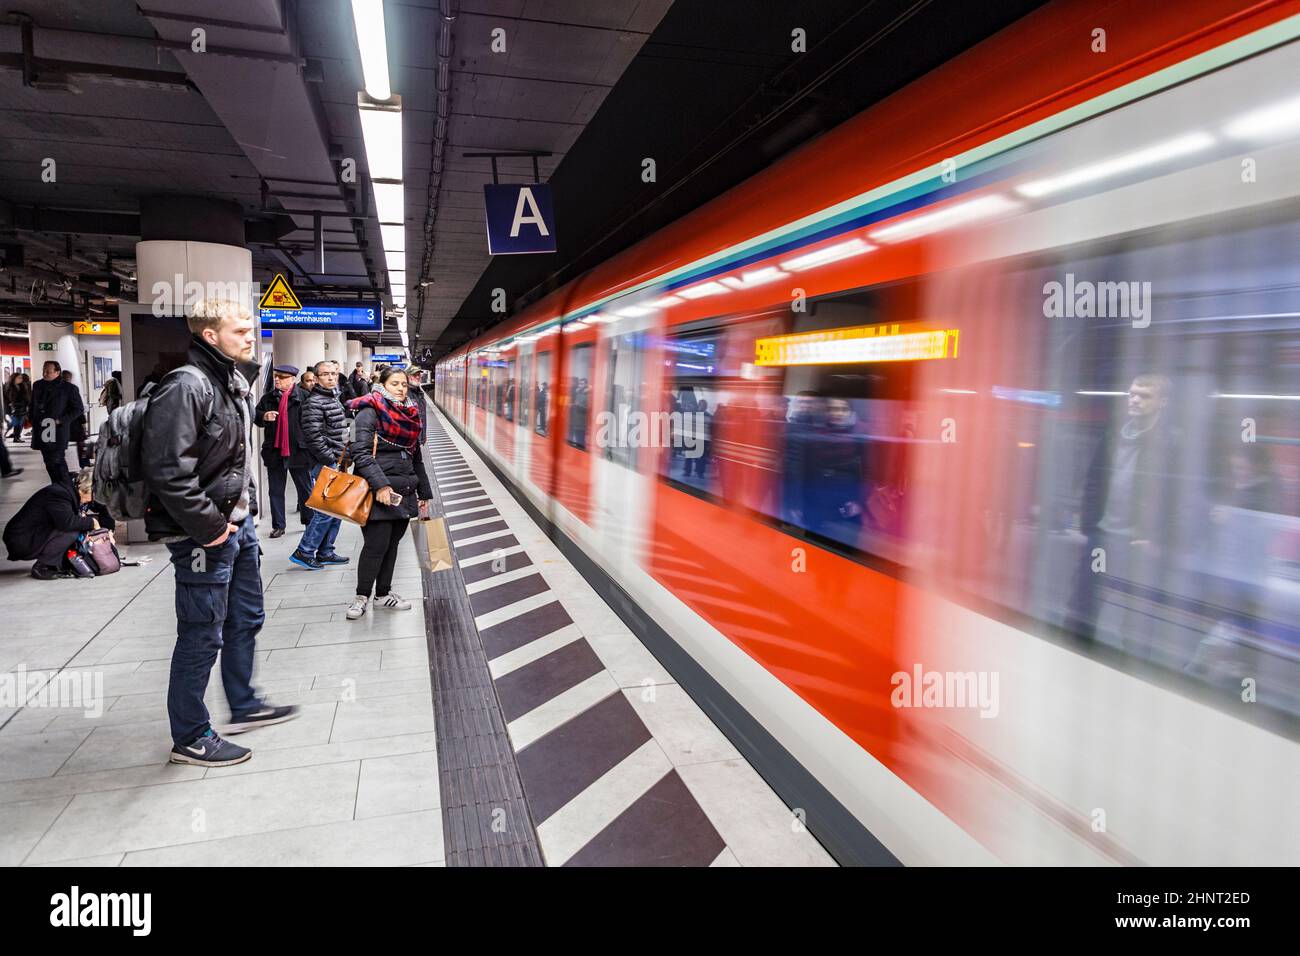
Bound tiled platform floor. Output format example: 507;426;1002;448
0;440;442;867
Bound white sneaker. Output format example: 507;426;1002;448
346;596;368;620
374;592;412;611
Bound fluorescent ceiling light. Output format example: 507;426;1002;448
384;249;405;273
614;305;651;317
372;181;404;223
720;266;789;289
780;238;873;271
677;281;729;299
869;195;1020;243
351;0;391;101
1212;392;1300;400
389;269;406;286
357;95;403;181
1223;95;1300;140
648;295;682;308
381;224;405;252
1015;132;1214;198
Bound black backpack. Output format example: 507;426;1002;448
93;366;213;521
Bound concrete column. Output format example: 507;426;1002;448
321;330;347;372
27;322;81;389
361;346;373;376
125;196;255;540
346;339;362;378
272;330;326;378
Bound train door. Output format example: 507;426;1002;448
514;342;533;490
472;351;489;443
554;324;598;526
529;343;555;499
592;317;656;578
492;348;517;467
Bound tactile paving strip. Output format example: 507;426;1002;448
419;426;543;867
428;413;728;867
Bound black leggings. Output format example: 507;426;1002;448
357;518;410;598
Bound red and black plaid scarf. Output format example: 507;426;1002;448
349;390;422;452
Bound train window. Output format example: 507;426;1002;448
567;342;593;451
517;351;530;428
658;286;922;566
534;351;551;437
659;329;726;495
602;331;646;467
503;359;516;421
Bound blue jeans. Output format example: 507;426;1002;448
297;464;341;556
164;515;265;745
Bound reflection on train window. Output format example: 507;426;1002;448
567;342;593;451
603;331;646;468
658;288;920;565
534;351;551;437
909;221;1300;718
659;330;724;494
517;351;530;429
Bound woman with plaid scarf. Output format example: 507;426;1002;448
344;366;434;620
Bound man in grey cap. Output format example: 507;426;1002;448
252;363;300;538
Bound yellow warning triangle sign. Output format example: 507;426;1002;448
259;274;302;310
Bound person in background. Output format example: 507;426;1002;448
343;366;432;620
5;371;31;443
287;370;317;526
3;467;112;579
62;370;91;468
99;370;123;415
141;298;298;768
406;366;428;444
30;360;83;484
348;361;367;397
1066;373;1183;644
290;359;352;570
252;364;299;539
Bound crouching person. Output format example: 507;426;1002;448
141;298;298;768
3;467;113;579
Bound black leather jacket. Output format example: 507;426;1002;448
300;385;350;466
141;336;257;543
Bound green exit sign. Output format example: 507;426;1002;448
38;342;54;351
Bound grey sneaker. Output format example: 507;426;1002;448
346;596;368;620
222;704;300;735
169;728;251;767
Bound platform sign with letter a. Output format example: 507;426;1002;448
484;183;557;255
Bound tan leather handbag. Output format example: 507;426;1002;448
306;437;376;526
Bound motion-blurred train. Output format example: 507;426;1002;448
434;0;1300;864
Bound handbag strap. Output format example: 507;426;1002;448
334;432;378;469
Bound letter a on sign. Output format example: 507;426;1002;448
484;183;557;255
259;274;302;310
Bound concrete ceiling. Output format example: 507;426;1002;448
0;0;667;349
390;0;673;347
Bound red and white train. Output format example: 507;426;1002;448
434;0;1300;864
